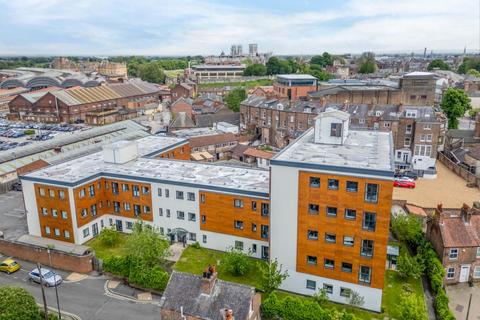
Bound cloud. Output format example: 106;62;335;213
0;0;477;55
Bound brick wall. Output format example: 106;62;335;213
0;238;93;273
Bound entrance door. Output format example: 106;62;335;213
261;246;269;260
459;265;470;282
92;223;99;236
115;220;123;232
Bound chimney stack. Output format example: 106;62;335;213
201;265;217;295
461;203;472;225
435;203;444;225
221;309;234;320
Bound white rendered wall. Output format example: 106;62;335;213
200;230;268;260
22;180;41;237
314;115;349;145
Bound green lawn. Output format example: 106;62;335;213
164;69;184;78
198;78;272;89
86;233;129;260
173;246;267;288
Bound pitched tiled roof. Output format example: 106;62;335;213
439;214;480;247
243;148;276;159
189;133;238;148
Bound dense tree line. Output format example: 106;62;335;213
265;53;335;80
458;57;480;74
0;57;51;69
427;59;449;71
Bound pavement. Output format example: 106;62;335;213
0;190;28;240
393;162;480;208
166;242;186;262
446;282;480;320
0;256;162;320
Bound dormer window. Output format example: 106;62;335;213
330;123;342;137
405;110;417;118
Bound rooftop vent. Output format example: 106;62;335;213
102;140;138;164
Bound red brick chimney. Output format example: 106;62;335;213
201;265;217;295
461;203;472;225
474;113;480;139
222;309;234;320
435;203;444;225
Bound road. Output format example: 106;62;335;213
0;190;28;240
0;258;161;320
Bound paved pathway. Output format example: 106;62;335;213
166;242;186;262
446;283;480;320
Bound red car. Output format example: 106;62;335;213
394;179;415;188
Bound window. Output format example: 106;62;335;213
307;255;317;265
234;199;244;208
201;215;206;224
383;122;390;128
330;123;342;137
252;244;257;253
404;137;411;147
363;212;376;231
202;235;207;243
234;220;244;230
346;181;358;192
365;183;379;203
340;288;351;298
306;280;316;290
157;188;162;197
49;189;55;198
405;124;413;134
200;194;205;203
39;188;45;196
449;248;458;260
122;184;129;192
308;230;318;240
251;201;257;211
99;201;103;209
124;202;131;211
159;208;163;216
165;189;170;198
325;233;336;243
64;230;70;239
261;203;269;216
310;177;320;188
58;190;65;200
79;189;86;199
187;192;195;201
113;201;120;213
41;207;48;216
112;182;119;194
446;267;455;279
106;200;110;208
405;109;417;118
261;225;269;239
477;247;480;258
143;206;151;214
326;207;337;217
424;124;432;130
359;266;371;284
81;208;87;218
309;204;319;214
323;284;333;294
51;209;57;218
166;209;171;218
328;179;339;190
235;241;244;251
176;191;184;199
474;266;480;279
345;209;356;220
133;204;141;216
341;262;353;273
89;185;95;197
343;236;354;247
251;223;257;232
361;239;374;257
45;226;51;235
61;211;68;219
414;145;432;157
132;185;140;197
159;227;164;235
188;212;196;221
83;228;90;238
177;211;185;220
189;233;196;241
324;258;335;269
126;222;133;230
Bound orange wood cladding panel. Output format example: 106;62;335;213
296;171;392;289
35;183;75;243
73;178;153;228
199;191;270;241
155;144;191;161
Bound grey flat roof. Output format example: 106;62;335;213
277;74;317;80
272;128;393;176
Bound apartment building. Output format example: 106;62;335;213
270;109;393;311
273;74;317;101
20;110;393;311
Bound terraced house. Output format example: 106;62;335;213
20;110;393;311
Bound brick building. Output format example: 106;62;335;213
273;74;317;101
427;204;480;284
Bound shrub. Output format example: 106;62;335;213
260;259;289;294
349;290;365;307
190;242;201;249
0;286;42;320
102;255;130;277
312;288;329;306
23;129;35;135
222;247;251;276
98;227;119;247
128;262;169;291
397;250;424;279
391;215;424;249
434;290;455;320
399;290;428;320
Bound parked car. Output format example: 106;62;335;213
394;171;418;180
28;268;62;287
0;258;20;274
394;176;415;183
10;181;22;191
393;180;415;188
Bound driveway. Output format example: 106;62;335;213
0;256;161;320
0;190;28;240
446;283;480;320
393;162;480;208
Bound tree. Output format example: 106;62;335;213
98;226;119;247
427;59;449;71
260;259;289;294
467;69;480;78
243;63;267;76
441;88;471;129
458;57;480;74
399;291;428;320
0;286;42;320
124;222;169;267
357;52;377;74
312;288;329;306
222;247;251;276
224;88;247;112
348;290;365;307
310;52;333;67
137;61;165;84
266;57;293;75
397;250;424;279
391;215;423;247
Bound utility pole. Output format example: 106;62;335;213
37;263;48;320
54;274;61;319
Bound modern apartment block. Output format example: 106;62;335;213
273;74;318;101
270;109;393;311
20;110;393;311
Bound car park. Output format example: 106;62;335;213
28;267;62;287
0;258;20;274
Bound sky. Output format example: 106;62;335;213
0;0;478;56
